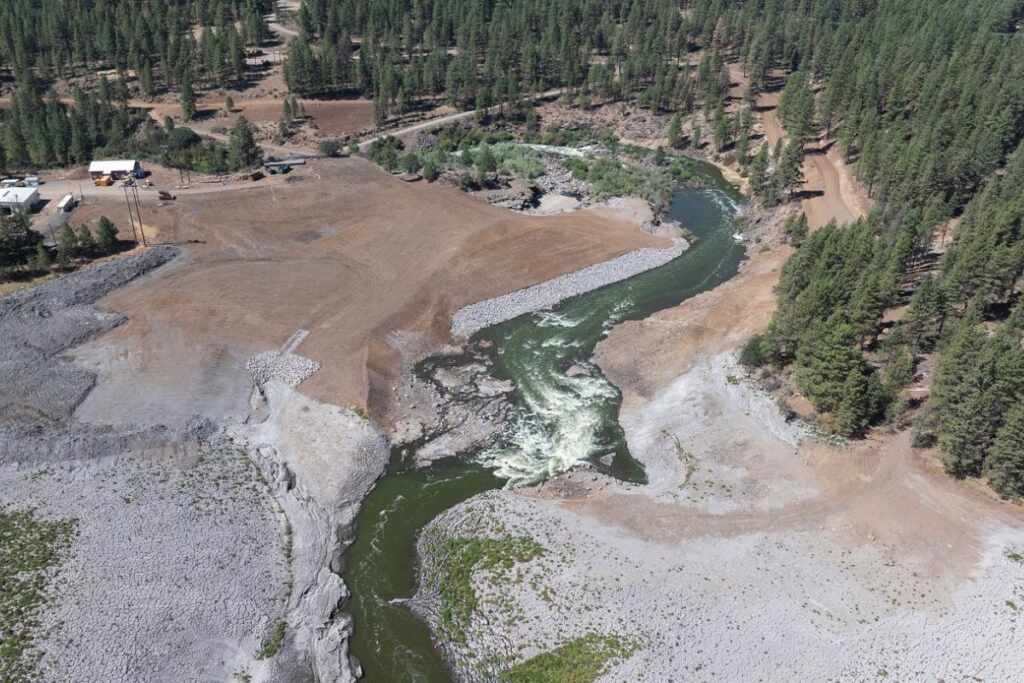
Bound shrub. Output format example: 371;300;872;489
493;144;545;179
422;161;439;182
368;136;404;171
319;139;343;157
739;334;769;368
400;152;421;173
256;621;286;660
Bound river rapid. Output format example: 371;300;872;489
344;163;745;682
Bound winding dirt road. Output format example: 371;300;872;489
759;91;869;229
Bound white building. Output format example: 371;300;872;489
88;160;143;180
0;187;39;213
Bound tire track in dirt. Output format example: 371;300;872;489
759;90;869;229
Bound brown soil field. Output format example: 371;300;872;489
71;158;666;428
302;99;376;136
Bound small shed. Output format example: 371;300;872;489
89;160;143;180
0;187;39;213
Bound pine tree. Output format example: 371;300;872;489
778;141;804;198
180;71;196;121
986;403;1024;499
749;144;770;198
784;214;808;245
0;212;41;268
97;217;118;253
835;368;871;437
667;114;682;149
31;242;51;272
57;224;79;261
228;116;262;169
77;225;96;257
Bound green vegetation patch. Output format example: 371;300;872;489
255;620;287;660
491;144;546;180
501;633;640;683
0;508;77;682
434;536;543;643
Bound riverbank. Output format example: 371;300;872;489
411;226;1024;680
451;240;687;337
0;154;689;681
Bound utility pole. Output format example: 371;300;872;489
122;185;140;244
131;185;148;246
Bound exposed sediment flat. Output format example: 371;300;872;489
451;241;687;338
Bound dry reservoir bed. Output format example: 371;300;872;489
1;157;674;681
415;354;1024;682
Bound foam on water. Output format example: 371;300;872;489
535;310;581;329
478;361;618;486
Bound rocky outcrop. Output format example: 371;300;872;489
230;380;390;682
388;335;517;467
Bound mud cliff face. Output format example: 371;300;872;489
230;380;390;682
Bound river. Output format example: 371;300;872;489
344;162;745;682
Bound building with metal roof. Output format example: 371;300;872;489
0;187;39;213
88;160;143;179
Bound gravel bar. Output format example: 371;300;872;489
451;243;687;337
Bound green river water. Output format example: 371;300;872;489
344;161;745;682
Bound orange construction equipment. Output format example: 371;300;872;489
93;175;113;187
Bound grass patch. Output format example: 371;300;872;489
0;272;58;297
663;430;697;488
434;536;543;643
501;633;639;683
1006;548;1024;564
255;620;286;660
0;508;77;682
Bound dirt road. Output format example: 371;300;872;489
358;88;565;151
759;91;869;229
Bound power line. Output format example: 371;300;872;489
122;185;140;244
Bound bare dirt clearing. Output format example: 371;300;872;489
69;157;667;428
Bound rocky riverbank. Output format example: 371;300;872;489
451;241;688;338
411;353;1024;682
